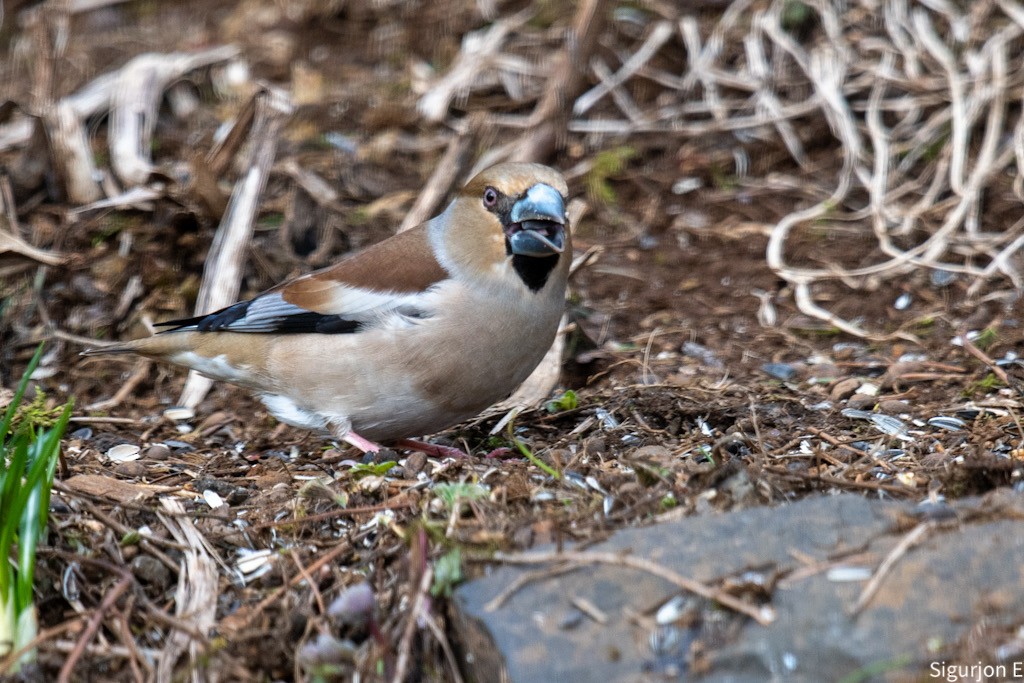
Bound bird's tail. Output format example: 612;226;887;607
80;333;196;359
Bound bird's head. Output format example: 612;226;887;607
438;162;571;292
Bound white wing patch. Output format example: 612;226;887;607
301;285;436;321
170;286;438;334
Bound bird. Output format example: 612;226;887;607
83;162;572;457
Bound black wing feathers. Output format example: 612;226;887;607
156;299;362;335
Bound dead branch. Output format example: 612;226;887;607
178;86;294;409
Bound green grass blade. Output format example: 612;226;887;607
16;483;43;611
0;430;30;519
36;401;72;540
15;402;71;608
0;343;65;672
0;435;30;595
506;422;560;479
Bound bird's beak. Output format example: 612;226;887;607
506;184;566;257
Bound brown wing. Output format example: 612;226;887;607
280;225;447;312
159;224;448;335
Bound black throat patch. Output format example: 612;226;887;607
510;253;559;292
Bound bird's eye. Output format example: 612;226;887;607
483;187;499;208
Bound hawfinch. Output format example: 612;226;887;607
84;162;571;456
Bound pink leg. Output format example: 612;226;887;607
343;430;386;454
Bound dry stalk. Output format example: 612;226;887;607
155;498;220;682
178;86;293;409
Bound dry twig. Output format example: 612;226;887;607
491;549;775;625
850;521;934;616
178;86;294;409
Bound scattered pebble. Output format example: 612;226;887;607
830;378;860;401
328;582;376;628
297;633;356;668
583;436;607;457
762;362;797;381
130;555;172;589
114;462;147;477
631;445;672;460
70;427;93;440
876;400;910;414
855;382;879;396
142;444;171;461
930;269;956;287
403;451;428;476
846;394;876;410
558;608;585;630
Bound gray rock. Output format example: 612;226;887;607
451;493;1024;682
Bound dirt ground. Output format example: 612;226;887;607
2;0;1024;680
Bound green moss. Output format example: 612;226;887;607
585;146;637;205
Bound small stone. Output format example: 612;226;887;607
70;427;93;440
630;445;672;460
558;608;585;630
832;344;862;361
226;488;250;505
846;393;877;410
114;462;147;478
762;363;798;381
856;382;879;396
830;378;860;401
328;582;376;628
584;437;607;457
373;448;398;464
131;555;171;589
404;451;428;476
547;449;571;467
877;399;911;414
142;444;171;461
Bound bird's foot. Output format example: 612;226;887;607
342;430;387;454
